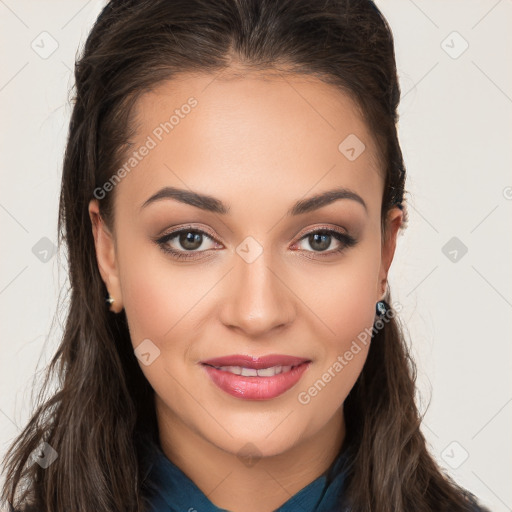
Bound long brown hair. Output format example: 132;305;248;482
1;1;489;511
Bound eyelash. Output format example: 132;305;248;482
154;225;357;261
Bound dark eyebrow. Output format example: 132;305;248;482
140;186;367;215
141;186;229;214
289;187;367;215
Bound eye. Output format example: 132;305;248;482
293;227;357;257
154;225;357;261
155;226;221;260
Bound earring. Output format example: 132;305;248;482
375;300;389;318
105;292;115;306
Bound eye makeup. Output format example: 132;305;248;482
152;223;358;261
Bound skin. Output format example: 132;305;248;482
89;70;403;512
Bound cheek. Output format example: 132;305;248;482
293;247;379;412
118;250;203;402
122;269;207;358
294;244;379;345
294;289;374;431
116;232;189;348
325;269;377;344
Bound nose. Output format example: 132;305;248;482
218;248;296;338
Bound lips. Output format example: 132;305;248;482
200;354;312;400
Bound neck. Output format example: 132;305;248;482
156;398;346;512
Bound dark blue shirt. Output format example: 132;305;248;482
141;440;350;512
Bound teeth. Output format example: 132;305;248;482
241;367;258;377
256;366;281;377
215;364;295;377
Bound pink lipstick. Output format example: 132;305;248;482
200;354;311;400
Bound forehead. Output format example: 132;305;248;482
114;71;383;217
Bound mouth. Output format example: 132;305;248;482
200;354;311;400
201;362;305;377
200;354;311;369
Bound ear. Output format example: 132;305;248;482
88;199;123;313
377;207;403;300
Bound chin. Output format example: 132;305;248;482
208;423;307;460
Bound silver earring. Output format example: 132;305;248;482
105;292;115;306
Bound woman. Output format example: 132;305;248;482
1;1;491;511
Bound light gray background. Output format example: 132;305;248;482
1;1;511;511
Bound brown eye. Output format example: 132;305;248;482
178;231;204;251
307;232;332;252
156;228;220;260
295;228;357;256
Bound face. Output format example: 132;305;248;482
89;71;402;459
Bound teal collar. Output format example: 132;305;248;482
142;440;350;512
